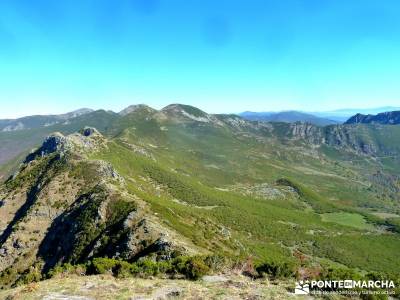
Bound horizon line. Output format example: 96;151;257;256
1;103;400;120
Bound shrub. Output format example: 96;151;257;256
113;261;138;278
16;266;42;285
318;267;362;281
46;255;214;282
174;256;210;280
136;259;173;277
204;255;229;272
48;263;87;278
91;257;118;274
256;260;296;279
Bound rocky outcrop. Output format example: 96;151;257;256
288;122;323;144
24;133;70;163
2;122;25;132
24;127;106;163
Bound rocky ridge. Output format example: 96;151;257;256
0;127;196;287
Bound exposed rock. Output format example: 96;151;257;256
230;183;296;201
80;127;97;137
159;104;220;124
42;293;94;300
92;160;124;184
2;122;25;132
24;127;106;163
289;122;321;143
202;275;229;282
119;139;156;161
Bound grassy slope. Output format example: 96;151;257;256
2;107;400;276
321;212;374;230
91;115;400;275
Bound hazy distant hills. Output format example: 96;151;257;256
312;106;400;122
0;108;93;132
2;106;399;131
239;106;400;125
239;111;339;126
0;110;119;172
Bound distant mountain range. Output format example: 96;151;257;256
2;106;399;131
345;111;400;125
1;106;399;170
239;106;400;125
0;108;93;132
239;111;339;126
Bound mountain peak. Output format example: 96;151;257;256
160;104;210;122
60;108;94;119
119;104;157;116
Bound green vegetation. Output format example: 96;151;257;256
321;212;375;230
49;256;212;281
69;186;108;262
276;178;338;213
64;187;136;263
256;260;297;279
95;142;400;275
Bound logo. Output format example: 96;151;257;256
294;279;396;296
295;281;310;294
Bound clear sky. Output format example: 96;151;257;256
0;0;399;118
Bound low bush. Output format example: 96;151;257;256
173;256;210;280
256;260;297;279
47;263;87;278
53;255;212;280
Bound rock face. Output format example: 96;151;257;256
0;128;194;287
24;127;106;163
289;122;323;144
265;122;388;156
345;111;400;125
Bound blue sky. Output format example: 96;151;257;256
0;0;399;118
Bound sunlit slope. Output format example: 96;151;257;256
87;106;400;275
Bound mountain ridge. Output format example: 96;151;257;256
0;108;94;132
345;110;400;125
2;105;400;180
